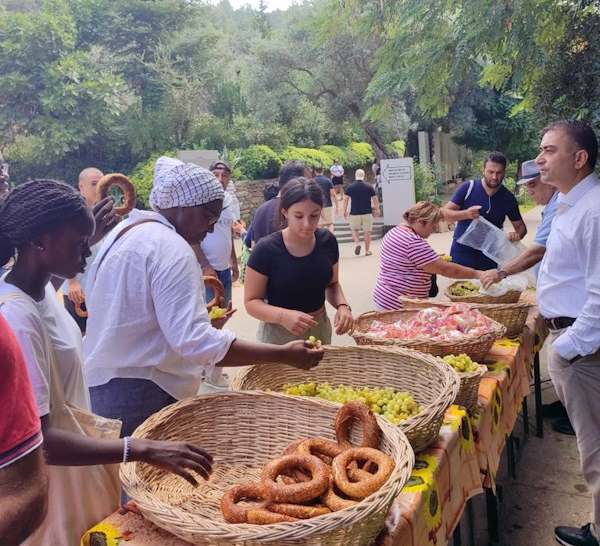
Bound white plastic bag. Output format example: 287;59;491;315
478;275;528;296
457;217;536;287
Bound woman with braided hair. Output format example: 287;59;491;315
0;180;215;546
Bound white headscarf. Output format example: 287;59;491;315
149;156;225;210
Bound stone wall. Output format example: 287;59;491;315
235;178;278;222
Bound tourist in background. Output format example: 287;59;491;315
373;201;487;310
245;177;353;344
314;165;336;233
343;168;380;256
330;162;345;215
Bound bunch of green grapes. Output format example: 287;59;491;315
449;281;480;296
283;383;421;425
442;353;481;373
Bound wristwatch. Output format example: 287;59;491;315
497;269;508;280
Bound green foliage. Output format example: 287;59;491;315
347;142;375;167
390;140;406;157
414;163;442;204
235;145;282;180
319;145;349;166
129;151;175;207
278;147;334;170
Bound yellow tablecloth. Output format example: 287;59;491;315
82;305;547;546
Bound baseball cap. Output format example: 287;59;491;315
516;160;540;185
209;160;232;173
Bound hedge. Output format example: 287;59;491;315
234;145;281;180
278;146;333;169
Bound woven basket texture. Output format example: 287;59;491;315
232;346;459;453
352;309;506;362
399;297;531;338
445;282;522;304
120;391;414;546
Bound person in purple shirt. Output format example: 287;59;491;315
444;151;527;269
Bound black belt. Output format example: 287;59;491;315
543;317;576;330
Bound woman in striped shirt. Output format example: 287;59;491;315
373;202;486;310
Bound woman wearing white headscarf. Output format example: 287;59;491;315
83;157;323;437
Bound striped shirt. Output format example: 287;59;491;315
373;225;438;310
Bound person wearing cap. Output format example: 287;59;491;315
194;160;239;305
343;168;380;256
443;151;527;269
83;157;323;439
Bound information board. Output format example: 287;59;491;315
380;158;416;226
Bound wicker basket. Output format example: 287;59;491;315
232;346;459;453
445;281;522;304
120;391;414;546
352;309;506;362
399;297;531;338
453;364;488;413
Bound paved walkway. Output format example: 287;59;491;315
226;207;589;546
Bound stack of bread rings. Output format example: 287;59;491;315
221;401;396;525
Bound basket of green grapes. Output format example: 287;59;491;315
446;280;522;304
232;345;460;452
442;354;487;413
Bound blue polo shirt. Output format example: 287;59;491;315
534;191;559;247
450;179;523;269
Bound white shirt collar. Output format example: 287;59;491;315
558;172;600;208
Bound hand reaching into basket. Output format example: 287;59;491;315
480;269;502;289
280;339;324;370
130;438;214;486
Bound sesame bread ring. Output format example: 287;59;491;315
96;173;136;216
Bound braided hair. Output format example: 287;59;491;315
0;179;89;267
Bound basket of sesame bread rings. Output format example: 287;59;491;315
232;345;459;453
400;296;532;340
352;305;506;363
120;391;413;546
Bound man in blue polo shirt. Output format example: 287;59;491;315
444;151;527;269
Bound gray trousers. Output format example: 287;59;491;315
548;329;600;529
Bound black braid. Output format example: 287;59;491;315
0;179;88;267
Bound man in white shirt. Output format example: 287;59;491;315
535;120;600;546
83;157;323;439
195;160;239;305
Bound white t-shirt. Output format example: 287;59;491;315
201;192;237;271
0;277;90;416
83;210;236;400
226;180;241;220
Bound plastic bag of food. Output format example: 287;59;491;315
478;275;528;296
457;217;536;287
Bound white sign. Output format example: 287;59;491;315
380;158;416;226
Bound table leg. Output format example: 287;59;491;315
506;434;517;480
453;520;462;546
522;396;529;437
485;488;500;544
533;351;543;438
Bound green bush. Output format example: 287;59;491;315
319;145;348;166
347;142;375;168
278;147;333;169
390;140;406;157
414;163;443;204
129;151;176;208
235;145;282;180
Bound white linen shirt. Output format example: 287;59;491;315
83;209;236;399
200;192;237;271
537;173;600;360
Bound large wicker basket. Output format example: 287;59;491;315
445;281;522;304
232;346;459;453
352;309;506;362
399;297;531;338
120;391;414;546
